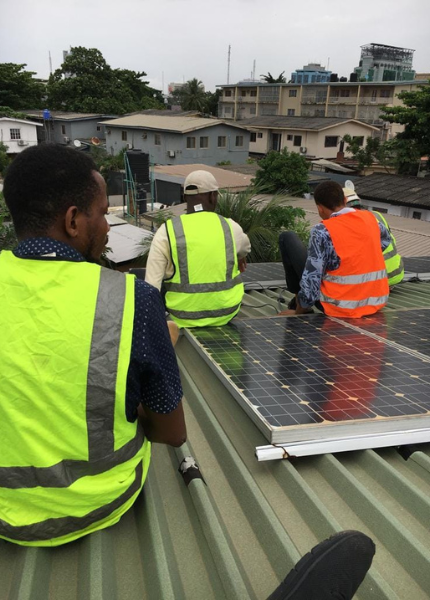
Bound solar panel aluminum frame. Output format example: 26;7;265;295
184;319;430;454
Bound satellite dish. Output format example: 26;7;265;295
91;137;101;146
73;139;82;148
344;179;355;191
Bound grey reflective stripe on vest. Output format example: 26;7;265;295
164;273;242;293
168;303;242;320
0;269;144;490
384;247;398;261
323;269;387;285
168;214;239;293
320;293;389;308
0;463;143;542
387;262;405;280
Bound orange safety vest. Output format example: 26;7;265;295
320;210;389;318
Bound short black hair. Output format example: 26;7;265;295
3;143;100;237
314;181;345;211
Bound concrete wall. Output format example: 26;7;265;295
360;198;430;222
104;124;249;166
47;118;107;144
0;120;39;153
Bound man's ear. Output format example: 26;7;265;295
64;206;80;238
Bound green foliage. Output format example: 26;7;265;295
381;82;430;159
0;106;30;119
260;72;286;84
0;63;44;109
253;149;309;196
0;192;17;252
89;146;126;179
343;135;392;171
216;187;309;262
46;47;164;114
170;80;220;115
216;160;232;166
0;142;10;176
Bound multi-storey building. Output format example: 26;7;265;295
217;80;428;138
354;43;415;82
291;63;332;84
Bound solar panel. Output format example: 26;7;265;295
241;263;286;289
185;313;430;455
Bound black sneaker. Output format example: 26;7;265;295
266;530;375;600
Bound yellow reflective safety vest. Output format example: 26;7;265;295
0;251;150;547
164;212;244;327
372;211;404;286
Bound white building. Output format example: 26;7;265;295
0;118;41;154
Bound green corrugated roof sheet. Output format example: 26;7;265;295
1;282;430;599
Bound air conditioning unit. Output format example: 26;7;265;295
64;136;70;143
17;140;27;146
167;150;175;158
300;147;307;154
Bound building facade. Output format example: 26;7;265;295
0;118;41;154
217;80;428;138
101;115;249;166
23;111;115;145
354;43;415;82
291;63;332;84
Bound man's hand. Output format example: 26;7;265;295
138;402;186;447
295;295;313;315
167;321;180;347
238;257;247;273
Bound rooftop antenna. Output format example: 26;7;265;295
162;71;164;94
327;57;330;70
227;44;231;84
252;59;256;80
49;51;53;75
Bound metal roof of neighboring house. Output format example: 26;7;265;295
311;159;356;174
0;117;42;127
2;286;430;599
355;174;430;209
101;115;247;133
23;110;116;121
240;117;380;132
105;223;152;264
153;164;253;191
124;110;200;117
218;80;428;88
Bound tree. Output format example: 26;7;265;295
172;78;207;112
204;89;222;116
0;142;10;176
342;135;394;172
0;191;17;252
0;63;44;109
260;72;286;84
253;149;309;196
46;47;164;114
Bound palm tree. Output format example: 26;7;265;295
178;78;207;112
216;188;309;262
260;72;286;84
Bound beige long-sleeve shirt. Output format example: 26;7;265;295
145;218;251;291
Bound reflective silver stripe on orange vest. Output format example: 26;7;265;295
0;464;143;542
0;268;144;490
166;214;241;293
164;274;243;294
323;269;387;285
168;303;242;320
319;293;389;308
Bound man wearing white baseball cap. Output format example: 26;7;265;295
145;170;251;327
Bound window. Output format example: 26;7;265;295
200;136;209;148
413;211;422;220
10;128;21;140
97;126;101;132
352;136;364;146
235;135;244;147
154;133;161;145
380;90;390;98
324;136;338;148
287;109;295;116
293;135;302;146
241;90;246;97
218;136;226;148
121;131;127;141
186;136;196;149
250;132;257;142
61;125;66;135
289;90;297;97
373;207;388;213
287;134;293;141
257;132;263;138
250;90;257;97
225;90;232;97
250;106;256;115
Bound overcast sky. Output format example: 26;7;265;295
1;0;429;93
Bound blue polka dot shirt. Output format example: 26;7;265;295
14;238;183;422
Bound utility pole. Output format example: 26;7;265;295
252;59;256;80
49;51;53;75
227;45;231;84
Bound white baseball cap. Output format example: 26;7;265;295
184;170;219;195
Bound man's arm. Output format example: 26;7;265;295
145;224;171;291
378;221;391;252
138;403;186;447
229;219;251;259
296;225;337;311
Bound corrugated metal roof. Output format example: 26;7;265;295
154;164;253;191
23;110;116;121
355;174;430;209
3;294;430;599
239;117;379;132
102;115;246;133
105;223;152;264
